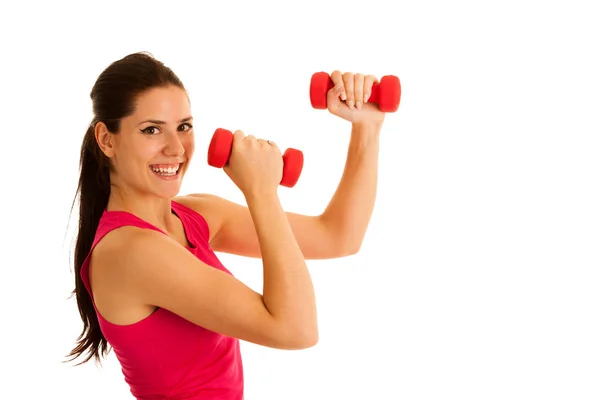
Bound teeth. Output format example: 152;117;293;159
151;164;180;175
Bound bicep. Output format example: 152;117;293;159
119;229;301;349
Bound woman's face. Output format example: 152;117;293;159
101;85;195;200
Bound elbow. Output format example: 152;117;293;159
347;242;362;256
339;239;362;257
292;328;319;349
335;228;365;257
321;215;364;257
281;324;319;350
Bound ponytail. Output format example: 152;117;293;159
65;123;111;365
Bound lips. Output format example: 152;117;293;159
150;163;182;177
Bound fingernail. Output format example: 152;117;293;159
347;100;354;109
356;101;362;110
364;93;370;102
341;91;347;101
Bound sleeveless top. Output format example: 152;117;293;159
79;200;244;399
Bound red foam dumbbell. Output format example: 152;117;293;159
309;71;401;113
207;128;304;188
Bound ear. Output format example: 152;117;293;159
94;121;116;158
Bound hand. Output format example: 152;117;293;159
223;130;283;197
326;71;385;127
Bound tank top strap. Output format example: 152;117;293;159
79;210;166;304
170;200;210;245
91;210;165;248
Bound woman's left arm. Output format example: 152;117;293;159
319;120;382;256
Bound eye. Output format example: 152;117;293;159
141;126;160;135
179;123;193;132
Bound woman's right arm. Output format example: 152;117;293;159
244;189;318;347
100;192;318;350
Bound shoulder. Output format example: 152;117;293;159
173;193;237;242
90;223;223;308
92;223;205;288
174;193;222;210
92;224;170;270
89;225;180;303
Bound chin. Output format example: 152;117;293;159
158;184;182;197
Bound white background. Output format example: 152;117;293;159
0;0;598;399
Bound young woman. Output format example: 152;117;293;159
67;52;385;399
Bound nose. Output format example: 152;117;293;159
163;131;185;157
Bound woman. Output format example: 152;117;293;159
67;52;385;399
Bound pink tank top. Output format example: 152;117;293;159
79;200;244;399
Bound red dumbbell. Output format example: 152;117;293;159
207;128;304;188
309;71;401;113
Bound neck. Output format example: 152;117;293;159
106;189;175;231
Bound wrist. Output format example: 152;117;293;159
244;188;280;208
350;122;382;148
351;120;383;135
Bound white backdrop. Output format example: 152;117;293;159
0;0;598;399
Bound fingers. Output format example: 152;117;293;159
233;130;278;151
363;75;378;104
330;70;346;101
266;140;280;154
233;130;246;141
354;73;364;110
327;70;346;112
258;138;276;148
331;71;378;110
342;72;355;109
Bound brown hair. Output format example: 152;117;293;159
65;52;186;365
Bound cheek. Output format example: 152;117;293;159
118;142;160;168
183;136;195;156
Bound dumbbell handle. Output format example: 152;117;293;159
310;72;401;113
207;128;303;188
315;77;382;103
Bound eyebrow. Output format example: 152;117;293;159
138;117;193;125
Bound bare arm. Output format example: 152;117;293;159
98;193;317;350
321;122;382;252
245;190;318;345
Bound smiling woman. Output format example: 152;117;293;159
141;117;193;181
97;88;194;195
66;51;385;400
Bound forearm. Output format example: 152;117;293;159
245;192;317;344
321;122;382;252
